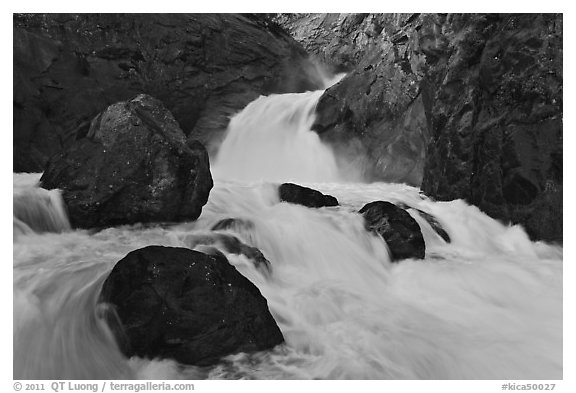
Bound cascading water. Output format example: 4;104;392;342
13;173;71;238
212;90;343;183
13;83;562;380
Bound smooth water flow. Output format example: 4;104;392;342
212;90;343;183
13;85;562;379
13;174;71;238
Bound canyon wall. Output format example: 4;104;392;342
277;13;562;242
14;13;321;172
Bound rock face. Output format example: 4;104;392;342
420;14;563;243
278;183;339;208
40;94;212;229
100;246;284;366
279;13;562;242
312;62;429;186
307;14;434;186
14;13;322;172
272;13;383;72
359;201;425;261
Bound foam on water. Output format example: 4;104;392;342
13;175;562;379
12;80;562;380
13;173;71;238
212;91;345;183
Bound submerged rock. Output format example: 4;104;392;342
278;183;339;208
211;218;255;233
99;246;284;366
182;232;272;276
395;202;451;243
40;94;213;229
412;209;451;243
359;201;425;261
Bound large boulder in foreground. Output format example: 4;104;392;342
278;183;339;208
359;201;425;262
40;94;212;229
14;13;323;172
100;246;284;366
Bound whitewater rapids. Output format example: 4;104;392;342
13;85;562;380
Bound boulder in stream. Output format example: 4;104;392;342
278;183;339;208
40;94;213;229
359;201;425;261
99;246;284;366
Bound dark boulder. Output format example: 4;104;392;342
359;201;425;261
40;94;212;229
278;183;339;208
14;13;322;172
99;246;284;366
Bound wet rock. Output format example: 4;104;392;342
290;13;561;242
182;233;272;276
278;183;339;208
40;94;212;229
413;209;451;243
14;13;322;172
359;201;425;261
395;202;450;243
420;14;563;243
309;14;436;186
211;218;255;233
99;246;284;366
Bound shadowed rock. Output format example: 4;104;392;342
40;94;212;229
359;201;425;261
283;13;562;242
14;13;323;172
279;183;339;208
99;246;284;366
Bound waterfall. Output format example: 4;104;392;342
13;173;71;238
212;90;343;183
12;86;562;380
